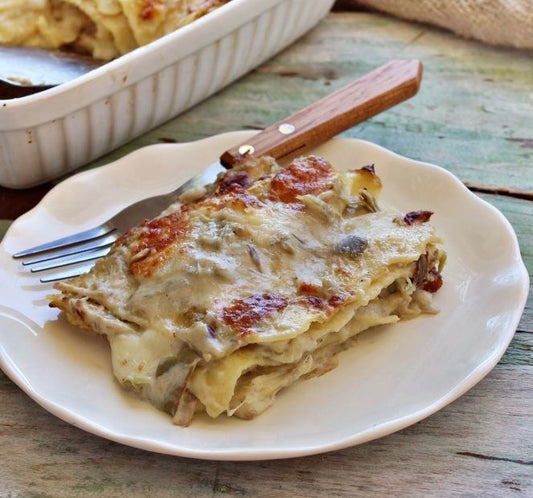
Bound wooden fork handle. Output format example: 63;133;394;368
220;59;423;167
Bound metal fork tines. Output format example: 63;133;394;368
13;225;116;282
21;232;116;269
13;162;224;283
13;226;117;283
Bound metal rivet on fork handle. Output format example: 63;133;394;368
238;144;255;156
278;123;295;135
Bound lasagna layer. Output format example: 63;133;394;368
50;154;445;425
0;0;231;60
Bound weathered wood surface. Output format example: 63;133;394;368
1;7;532;497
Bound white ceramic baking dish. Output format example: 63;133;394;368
0;0;335;188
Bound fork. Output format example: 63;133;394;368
13;59;423;282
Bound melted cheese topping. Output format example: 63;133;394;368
0;0;230;60
50;155;445;425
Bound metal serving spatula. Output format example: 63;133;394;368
0;46;102;98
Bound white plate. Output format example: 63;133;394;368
0;132;529;460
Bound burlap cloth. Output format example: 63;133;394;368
342;0;533;49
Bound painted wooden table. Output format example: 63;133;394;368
1;5;531;497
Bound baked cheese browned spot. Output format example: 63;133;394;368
117;207;191;278
221;293;290;336
270;155;336;203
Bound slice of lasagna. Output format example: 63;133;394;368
49;154;445;426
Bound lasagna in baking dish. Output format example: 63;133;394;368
0;0;231;61
50;154;445;426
